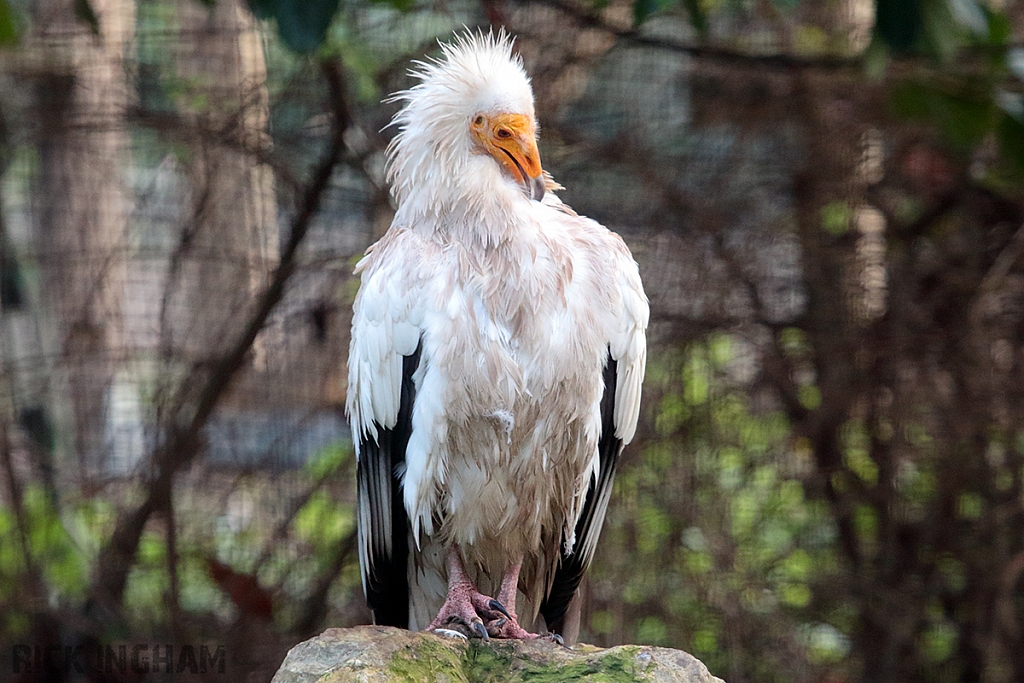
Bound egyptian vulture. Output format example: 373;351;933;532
347;30;648;642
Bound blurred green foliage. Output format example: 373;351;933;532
0;443;357;637
591;338;848;681
248;0;342;53
0;0;19;46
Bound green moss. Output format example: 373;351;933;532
385;636;652;683
387;635;470;683
503;645;649;683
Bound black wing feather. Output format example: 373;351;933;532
357;339;422;627
540;350;623;634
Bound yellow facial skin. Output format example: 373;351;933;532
470;112;546;201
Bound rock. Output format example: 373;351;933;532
271;626;726;683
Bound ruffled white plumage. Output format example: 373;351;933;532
346;30;648;637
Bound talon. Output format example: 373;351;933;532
427;554;542;641
488;599;511;619
471;620;490;641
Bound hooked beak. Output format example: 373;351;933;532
471;112;546;202
530;175;546;202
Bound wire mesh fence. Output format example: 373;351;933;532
2;0;1024;681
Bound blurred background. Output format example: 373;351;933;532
0;0;1023;681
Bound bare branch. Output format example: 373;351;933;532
92;56;353;613
528;0;863;70
293;528;358;638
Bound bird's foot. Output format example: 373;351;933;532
427;588;506;641
484;610;543;640
428;589;541;641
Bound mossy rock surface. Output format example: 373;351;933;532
271;626;725;683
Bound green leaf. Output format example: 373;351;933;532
921;0;964;62
956;492;982;519
780;549;811;581
864;39;890;80
854;504;878;544
248;0;274;20
304;441;350;478
636;616;668;645
692;628;718;654
591;610;615;634
634;0;657;24
844;444;878;485
996;113;1024;173
634;0;678;25
821;201;851;235
798;385;822;410
636;505;671;553
0;0;19;46
0;256;24;309
985;10;1012;47
655;392;689;435
937;556;966;593
683;349;709;406
682;0;708;36
248;0;341;53
920;621;957;662
875;0;923;53
780;583;811;607
370;0;416;11
19;407;55;454
890;80;994;150
889;80;936;119
708;333;732;367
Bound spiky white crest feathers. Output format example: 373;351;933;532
385;30;537;221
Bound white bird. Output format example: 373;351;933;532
347;30;648;642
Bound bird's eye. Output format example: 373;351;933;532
473;116;485;126
496;128;512;139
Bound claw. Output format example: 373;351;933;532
488;599;512;619
428;553;540;640
471;620;490;641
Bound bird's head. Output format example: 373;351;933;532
385;30;547;211
467;110;545;203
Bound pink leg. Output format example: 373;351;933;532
486;558;536;639
426;552;540;640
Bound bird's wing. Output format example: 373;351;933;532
347;228;428;628
540;232;648;635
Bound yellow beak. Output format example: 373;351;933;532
471;112;545;201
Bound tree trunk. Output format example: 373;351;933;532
32;0;135;485
164;0;278;373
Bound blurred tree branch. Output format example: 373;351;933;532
529;0;1024;81
293;527;358;638
92;57;353;615
528;0;864;70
